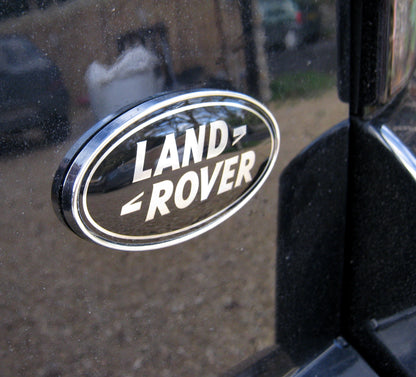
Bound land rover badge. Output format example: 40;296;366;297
52;90;280;251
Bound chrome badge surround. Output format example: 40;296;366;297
52;90;280;251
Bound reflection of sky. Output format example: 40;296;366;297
297;341;376;377
374;310;416;374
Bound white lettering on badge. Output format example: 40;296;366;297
122;121;256;220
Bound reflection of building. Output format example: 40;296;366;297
0;0;271;106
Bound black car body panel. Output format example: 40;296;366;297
1;0;416;376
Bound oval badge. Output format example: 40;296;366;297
52;90;280;251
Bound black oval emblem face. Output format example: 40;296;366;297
52;90;280;251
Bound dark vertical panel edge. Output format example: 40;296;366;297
276;121;349;364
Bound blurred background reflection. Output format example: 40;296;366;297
0;1;347;376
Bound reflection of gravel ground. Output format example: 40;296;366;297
0;89;347;377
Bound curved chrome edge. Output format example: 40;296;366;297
380;125;416;181
56;89;280;251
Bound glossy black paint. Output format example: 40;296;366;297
339;0;416;374
336;0;350;103
227;0;416;375
2;1;291;374
349;0;391;114
342;88;416;377
2;0;416;375
276;121;349;363
371;307;416;375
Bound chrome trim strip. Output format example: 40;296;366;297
380;125;416;181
